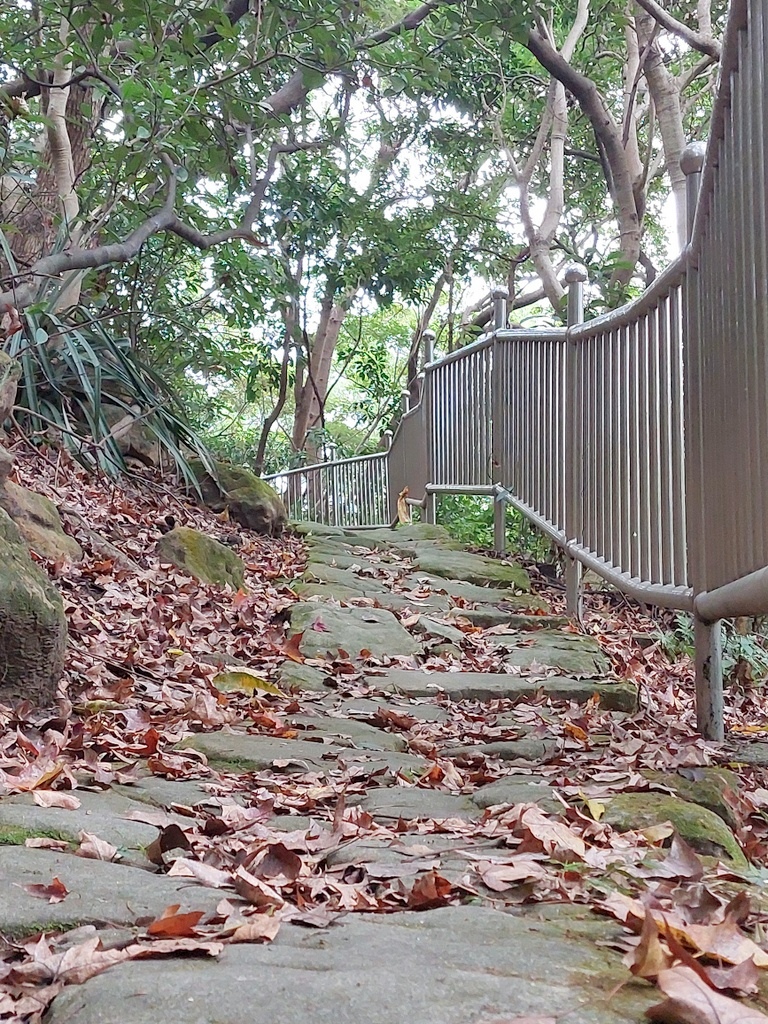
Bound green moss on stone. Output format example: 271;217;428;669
604;792;747;866
189;458;286;535
0;824;76;847
641;768;743;828
157;526;245;588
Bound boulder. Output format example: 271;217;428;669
0;444;13;482
102;404;160;467
0;508;67;704
0;352;21;424
0;480;82;562
157;527;245;588
190;458;286;536
602;792;746;866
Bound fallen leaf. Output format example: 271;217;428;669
232;866;285;908
147;905;205;938
32;791;81;810
25;837;70;851
229;915;281;943
212;669;283;696
407;869;454;909
624;911;673;979
77;831;119;861
282;632;305;663
22;877;69;903
646;965;768;1023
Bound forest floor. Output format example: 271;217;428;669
2;444;768;1023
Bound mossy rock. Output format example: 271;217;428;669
0;351;21;423
641;768;743;829
0;508;67;705
0;824;76;848
603;792;747;866
0;480;82;561
190;458;286;536
157;526;245;588
413;549;531;591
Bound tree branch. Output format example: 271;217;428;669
633;0;721;59
525;26;642;290
0;163;265;310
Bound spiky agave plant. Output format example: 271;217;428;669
0;232;215;489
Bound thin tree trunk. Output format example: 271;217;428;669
635;5;688;251
253;302;296;475
292;292;349;458
407;273;445;405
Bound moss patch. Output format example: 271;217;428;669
603;792;747;866
157;526;245;588
641;768;743;829
0;824;76;847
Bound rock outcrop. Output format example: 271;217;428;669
190;458;286;536
0;480;82;562
0;508;67;705
156;526;245;588
0;352;21;425
102;404;160;467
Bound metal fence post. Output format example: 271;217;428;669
492;288;508;331
422;329;436;366
682;138;723;741
694;617;724;741
565;266;587;619
490;290;508;553
424;490;436;525
681;141;706;243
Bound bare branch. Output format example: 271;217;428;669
0;164;266;310
633;0;721;59
525;26;642;290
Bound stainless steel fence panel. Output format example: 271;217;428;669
265;451;390;527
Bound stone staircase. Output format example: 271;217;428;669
2;523;761;1023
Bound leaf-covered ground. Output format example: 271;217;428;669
3;443;768;1023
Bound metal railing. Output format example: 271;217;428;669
265;0;768;739
264;451;390;528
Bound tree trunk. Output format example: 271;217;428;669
291;294;348;459
635;6;688;251
253;301;297;475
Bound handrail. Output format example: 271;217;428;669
268;0;768;741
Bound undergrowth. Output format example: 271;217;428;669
655;612;768;686
435;493;555;562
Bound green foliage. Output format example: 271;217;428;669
435;493;554;561
655;613;768;685
1;235;213;484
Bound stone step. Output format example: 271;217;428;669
366;669;638;711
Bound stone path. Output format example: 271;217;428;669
2;523;766;1021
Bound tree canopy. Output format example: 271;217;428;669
0;0;726;471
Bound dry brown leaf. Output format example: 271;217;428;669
22;877;69;903
229;915;281;943
601;893;768;968
77;831;119;861
32;791;81;810
624;912;673;979
147;905;205;938
232;866;285;908
167;858;233;888
646;965;768;1023
24;837;70;851
282;631;305;663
